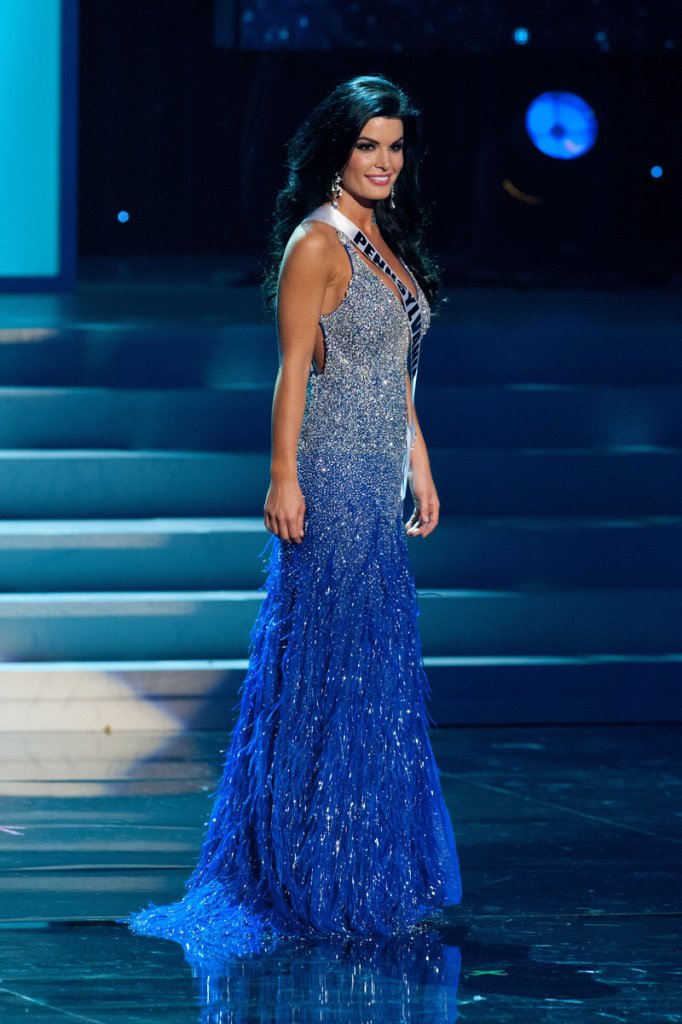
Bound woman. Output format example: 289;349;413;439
126;74;462;963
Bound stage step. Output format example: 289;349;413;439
0;656;678;731
0;587;678;662
0;451;266;518
0;324;280;389
0;387;270;452
431;449;682;517
0;449;679;518
0;516;679;592
0;314;681;387
422;324;682;386
0;518;270;593
417;384;682;449
409;516;682;590
0;284;679;723
0;384;679;450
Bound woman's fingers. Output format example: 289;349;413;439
287;515;304;544
405;508;421;536
263;480;306;542
406;501;439;537
421;500;439;537
264;510;306;544
274;517;293;543
421;510;438;536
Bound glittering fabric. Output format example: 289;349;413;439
124;229;462;964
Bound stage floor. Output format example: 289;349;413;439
0;722;680;1022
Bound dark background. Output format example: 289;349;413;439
78;0;680;284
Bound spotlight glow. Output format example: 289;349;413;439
525;92;598;160
650;165;663;179
514;27;529;45
117;210;130;223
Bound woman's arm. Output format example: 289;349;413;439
264;225;333;544
405;374;440;538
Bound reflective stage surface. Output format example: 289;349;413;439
0;723;680;1022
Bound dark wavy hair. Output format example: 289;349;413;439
262;74;441;312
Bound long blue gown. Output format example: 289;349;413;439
125;225;462;963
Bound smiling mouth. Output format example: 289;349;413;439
366;175;391;185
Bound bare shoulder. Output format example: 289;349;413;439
280;219;342;279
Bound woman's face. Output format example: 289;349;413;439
340;117;404;206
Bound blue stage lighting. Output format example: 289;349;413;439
525;92;598;160
650;165;663;179
117;210;130;223
514;27;529;45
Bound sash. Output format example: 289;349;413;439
304;204;423;500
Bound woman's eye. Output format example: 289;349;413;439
355;141;402;152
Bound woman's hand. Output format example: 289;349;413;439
264;477;307;544
405;465;440;538
404;389;439;538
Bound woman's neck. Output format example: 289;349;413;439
334;195;377;237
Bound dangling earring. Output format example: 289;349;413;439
389;184;396;210
330;173;343;208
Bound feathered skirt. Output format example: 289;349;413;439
125;483;461;963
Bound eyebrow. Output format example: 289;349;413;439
356;135;404;144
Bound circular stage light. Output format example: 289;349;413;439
525;92;598;160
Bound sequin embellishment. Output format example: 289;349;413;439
124;227;461;965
